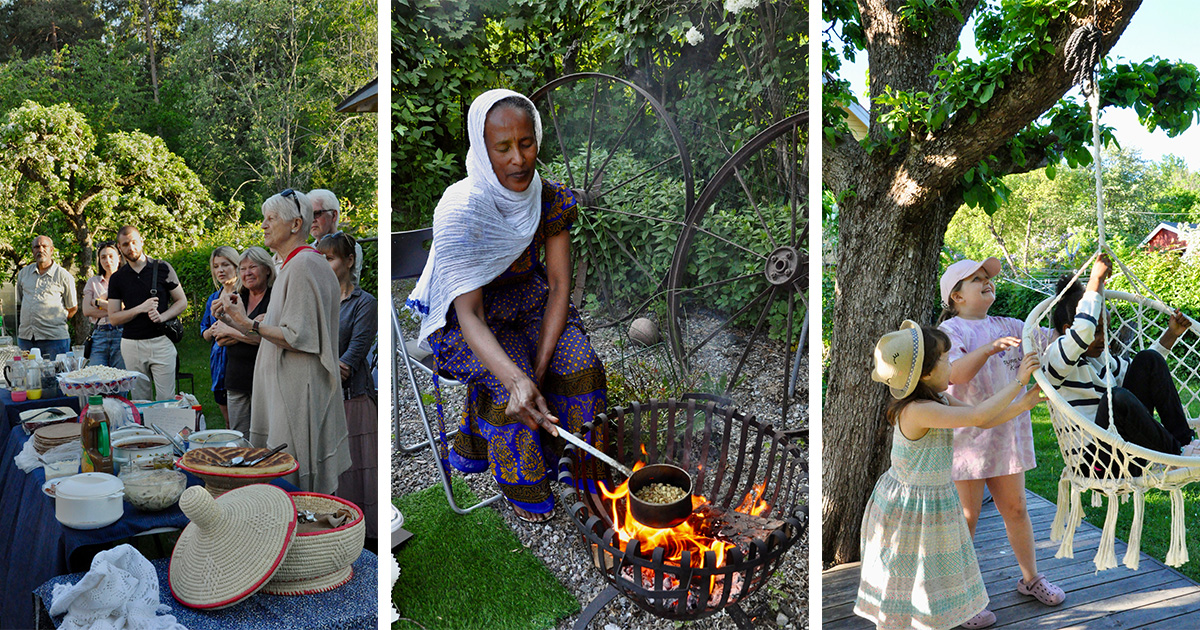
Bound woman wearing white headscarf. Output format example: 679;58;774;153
407;89;607;523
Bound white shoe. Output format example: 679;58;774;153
1180;439;1200;458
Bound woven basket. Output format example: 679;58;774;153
261;492;364;595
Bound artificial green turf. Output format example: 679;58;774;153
1025;406;1200;583
392;478;580;630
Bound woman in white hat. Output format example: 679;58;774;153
404;89;607;523
937;258;1065;606
855;320;1045;630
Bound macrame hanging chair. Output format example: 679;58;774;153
1021;18;1200;572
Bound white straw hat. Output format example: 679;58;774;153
168;484;297;609
871;320;925;399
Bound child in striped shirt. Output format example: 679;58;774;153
1044;254;1200;473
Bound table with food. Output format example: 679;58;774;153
0;364;371;629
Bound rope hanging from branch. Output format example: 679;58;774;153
1064;23;1103;97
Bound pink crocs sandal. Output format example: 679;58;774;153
1017;573;1066;606
959;608;996;629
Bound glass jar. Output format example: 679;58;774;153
118;457;186;512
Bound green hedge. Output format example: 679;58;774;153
160;224;380;327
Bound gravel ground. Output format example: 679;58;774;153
392;299;810;630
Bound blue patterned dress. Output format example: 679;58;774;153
855;421;988;629
428;178;608;514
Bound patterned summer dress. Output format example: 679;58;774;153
428;178;608;514
854;421;988;630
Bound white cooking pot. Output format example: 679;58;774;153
55;473;125;529
112;435;175;474
187;429;248;451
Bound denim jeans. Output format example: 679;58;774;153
89;325;125;369
18;338;70;361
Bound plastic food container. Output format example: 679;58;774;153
55;473;125;529
187;430;248;451
43;448;81;480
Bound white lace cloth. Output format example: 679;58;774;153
49;544;187;630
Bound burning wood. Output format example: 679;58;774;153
598;460;776;577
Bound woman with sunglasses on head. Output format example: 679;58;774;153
212;189;351;494
317;232;376;541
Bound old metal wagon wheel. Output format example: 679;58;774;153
529;73;695;328
666;112;808;425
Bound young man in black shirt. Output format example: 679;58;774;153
106;225;188;400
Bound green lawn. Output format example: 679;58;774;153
392;479;579;630
175;328;225;430
1025;406;1200;583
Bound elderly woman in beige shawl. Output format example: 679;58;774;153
212;189;351;493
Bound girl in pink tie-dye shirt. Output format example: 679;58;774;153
937;258;1065;608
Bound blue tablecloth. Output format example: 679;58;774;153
34;552;378;629
0;388;80;453
0;425;297;629
0;387;81;426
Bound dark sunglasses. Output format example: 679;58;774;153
280;188;302;216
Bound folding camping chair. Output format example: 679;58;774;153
393;228;501;514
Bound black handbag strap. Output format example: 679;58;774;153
150;259;159;297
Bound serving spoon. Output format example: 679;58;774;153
219;441;286;465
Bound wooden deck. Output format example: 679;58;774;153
822;489;1200;628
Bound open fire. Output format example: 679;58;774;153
559;398;807;628
599;460;771;579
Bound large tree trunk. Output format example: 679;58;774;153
822;170;963;566
822;0;1142;567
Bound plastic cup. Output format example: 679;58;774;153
11;390;26;402
43;450;81;479
26;388;42;400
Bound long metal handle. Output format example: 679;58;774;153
245;442;289;467
557;428;633;478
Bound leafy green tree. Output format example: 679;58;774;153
823;0;1200;564
0;100;215;336
0;0;103;60
0;39;163;137
173;0;377;214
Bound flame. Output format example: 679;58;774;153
735;482;770;516
598;462;773;591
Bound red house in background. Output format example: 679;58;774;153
1141;222;1199;254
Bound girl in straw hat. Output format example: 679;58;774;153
855;321;1045;630
937;258;1065;607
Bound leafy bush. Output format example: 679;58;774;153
990;280;1044;321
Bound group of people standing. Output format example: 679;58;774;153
203;188;377;538
10;188;376;540
17;227;188;402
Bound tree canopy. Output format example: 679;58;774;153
394;0;806;230
822;0;1200;565
0;100;213;281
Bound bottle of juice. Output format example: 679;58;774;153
81;396;113;474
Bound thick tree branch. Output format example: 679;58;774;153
901;0;1141;214
860;0;983;146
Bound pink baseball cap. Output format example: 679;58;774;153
940;257;1001;307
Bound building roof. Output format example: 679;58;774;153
335;78;378;113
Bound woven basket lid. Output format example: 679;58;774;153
168;484;297;609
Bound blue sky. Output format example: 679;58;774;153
835;2;1200;168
